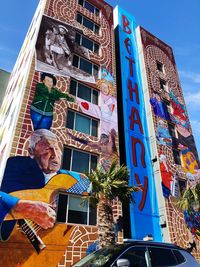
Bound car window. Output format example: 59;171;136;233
118;246;147;267
148;247;178;267
73;245;127;267
172;250;186;264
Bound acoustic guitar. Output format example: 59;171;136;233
0;173;78;267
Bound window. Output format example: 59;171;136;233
70;79;98;105
57;193;96;225
119;247;147;267
160;79;168;91
168;123;176;138
75;32;99;54
66;110;98;137
157;61;164;72
72;54;99;77
78;0;100;15
148;247;177;266
173;250;186;264
178;179;187;195
173;149;181;165
163;99;171;115
62;147;98;173
77;13;99;34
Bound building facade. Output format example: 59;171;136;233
0;0;121;266
137;26;200;258
0;0;200;266
114;6;200;260
0;69;10;107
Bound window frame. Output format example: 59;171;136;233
168;122;177;139
172;249;186;264
66;109;99;137
160;78;168;92
72;54;99;77
56;193;97;226
62;146;98;173
118;246;149;267
76;13;100;34
172;149;182;165
75;32;100;54
78;0;100;16
148;246;178;266
69;79;99;105
157;61;164;73
177;179;187;196
163;99;171;115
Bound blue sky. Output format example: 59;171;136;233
0;0;200;155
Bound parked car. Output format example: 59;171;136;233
73;240;200;267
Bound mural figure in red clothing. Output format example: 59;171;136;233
159;154;174;198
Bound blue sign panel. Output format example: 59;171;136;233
114;6;162;241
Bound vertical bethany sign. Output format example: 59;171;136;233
114;6;162;241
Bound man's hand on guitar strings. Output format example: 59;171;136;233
10;200;56;229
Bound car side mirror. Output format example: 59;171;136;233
116;259;130;267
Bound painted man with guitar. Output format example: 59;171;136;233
0;129;62;240
0;129;89;266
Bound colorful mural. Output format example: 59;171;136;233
156;120;172;146
0;0;44;179
70;69;118;170
30;72;74;130
150;93;170;120
0;129;96;266
140;27;200;258
159;154;174;198
0;0;118;266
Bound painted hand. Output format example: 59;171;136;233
11;200;56;229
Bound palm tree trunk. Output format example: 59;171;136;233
97;196;115;247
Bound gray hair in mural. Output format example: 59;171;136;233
29;128;57;150
35;15;96;83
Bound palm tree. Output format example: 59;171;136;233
177;183;200;240
85;160;140;247
178;183;200;212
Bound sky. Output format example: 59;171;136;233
0;0;200;155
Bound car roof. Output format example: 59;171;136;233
122;239;186;251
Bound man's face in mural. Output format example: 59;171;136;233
32;137;62;174
43;76;54;91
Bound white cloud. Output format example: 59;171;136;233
0;25;22;34
179;70;200;84
0;45;17;55
184;90;200;109
190;120;200;155
190;120;200;134
174;44;200;57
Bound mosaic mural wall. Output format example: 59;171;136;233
0;0;45;178
140;27;200;259
0;0;121;266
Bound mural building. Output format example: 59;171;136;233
136;26;200;258
0;0;200;266
0;0;120;266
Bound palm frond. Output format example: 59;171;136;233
178;183;200;211
85;160;140;204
